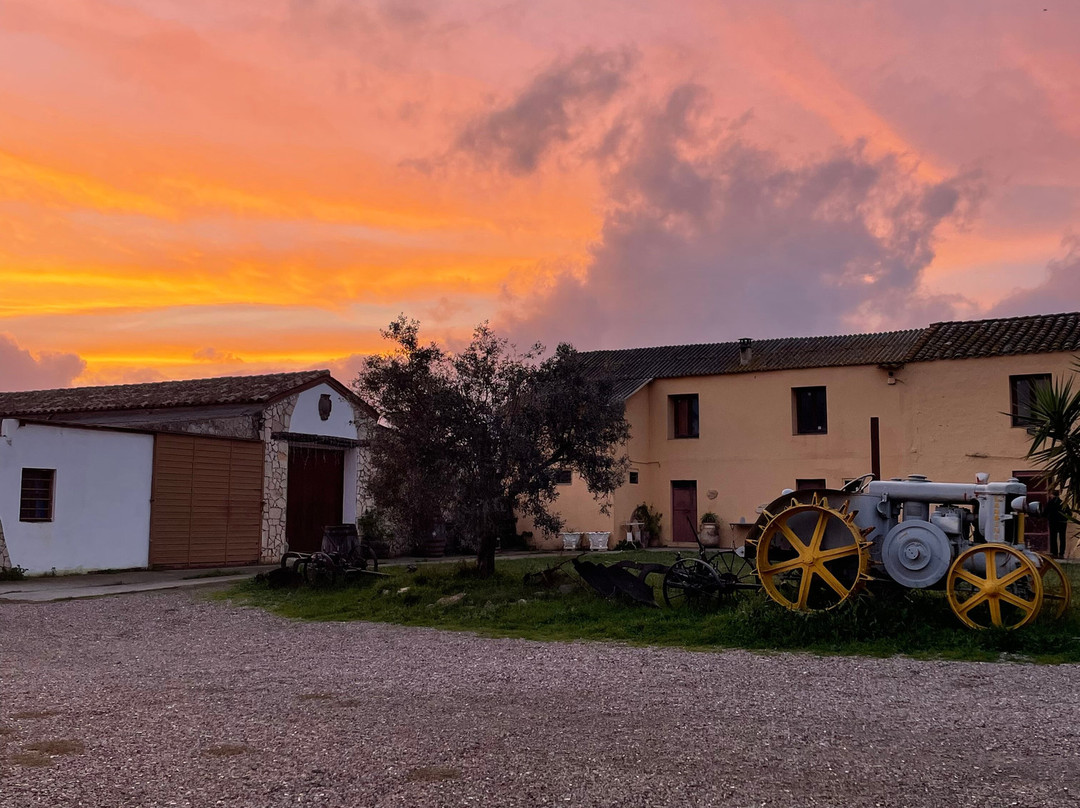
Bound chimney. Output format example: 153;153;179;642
738;337;753;366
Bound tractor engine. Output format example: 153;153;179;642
860;474;1035;589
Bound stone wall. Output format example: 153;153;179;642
260;396;296;562
0;517;10;570
351;401;375;516
140;415;258;438
258;395;376;563
51;409;259;439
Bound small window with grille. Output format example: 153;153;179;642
1010;374;1051;427
670;394;699;439
20;468;55;522
555;468;573;485
792;386;828;434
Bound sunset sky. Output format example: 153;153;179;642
2;0;1079;391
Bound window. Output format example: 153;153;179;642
20;468;55;522
793;386;828;434
629;471;639;484
555;468;573;485
1010;374;1051;427
670;394;699;439
796;478;827;491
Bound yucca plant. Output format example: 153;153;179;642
1026;360;1080;512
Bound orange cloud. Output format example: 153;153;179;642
0;0;1075;384
708;8;949;182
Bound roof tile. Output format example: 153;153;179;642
910;312;1080;361
578;312;1080;394
0;370;335;417
577;330;922;383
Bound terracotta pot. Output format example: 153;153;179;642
699;522;721;547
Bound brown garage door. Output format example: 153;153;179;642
149;434;264;568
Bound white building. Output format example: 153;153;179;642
0;371;375;574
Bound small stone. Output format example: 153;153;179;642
436;592;466;606
397;587;410;594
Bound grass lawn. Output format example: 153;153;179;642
225;551;1080;664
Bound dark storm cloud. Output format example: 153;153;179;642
0;335;85;392
455;49;636;174
497;84;985;349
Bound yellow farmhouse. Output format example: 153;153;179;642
522;312;1080;559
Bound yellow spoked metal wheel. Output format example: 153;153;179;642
751;496;871;612
1035;552;1072;621
946;545;1042;630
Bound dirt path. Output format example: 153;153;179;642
2;591;1079;807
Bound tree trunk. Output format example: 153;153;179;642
475;495;499;577
476;533;497;577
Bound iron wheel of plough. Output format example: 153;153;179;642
709;550;758;598
663;558;723;610
302;552;338;588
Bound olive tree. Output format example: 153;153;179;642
356;317;630;576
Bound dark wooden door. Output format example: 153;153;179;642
1014;471;1048;553
671;481;698;543
286;447;345;553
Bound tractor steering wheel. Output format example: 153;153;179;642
841;473;875;493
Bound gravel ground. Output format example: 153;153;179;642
1;591;1079;808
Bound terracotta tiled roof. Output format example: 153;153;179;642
0;370;347;417
577;330;922;383
577;312;1080;396
909;312;1080;361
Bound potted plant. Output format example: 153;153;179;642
357;507;393;558
699;511;721;547
630;503;662;547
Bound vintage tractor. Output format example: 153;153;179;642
747;473;1072;629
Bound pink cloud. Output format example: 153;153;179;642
0;334;85;392
492;81;985;348
990;235;1080;318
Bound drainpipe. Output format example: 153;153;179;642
870;417;881;482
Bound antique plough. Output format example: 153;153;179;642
573;557;670;606
273;524;388;587
573;518;759;608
